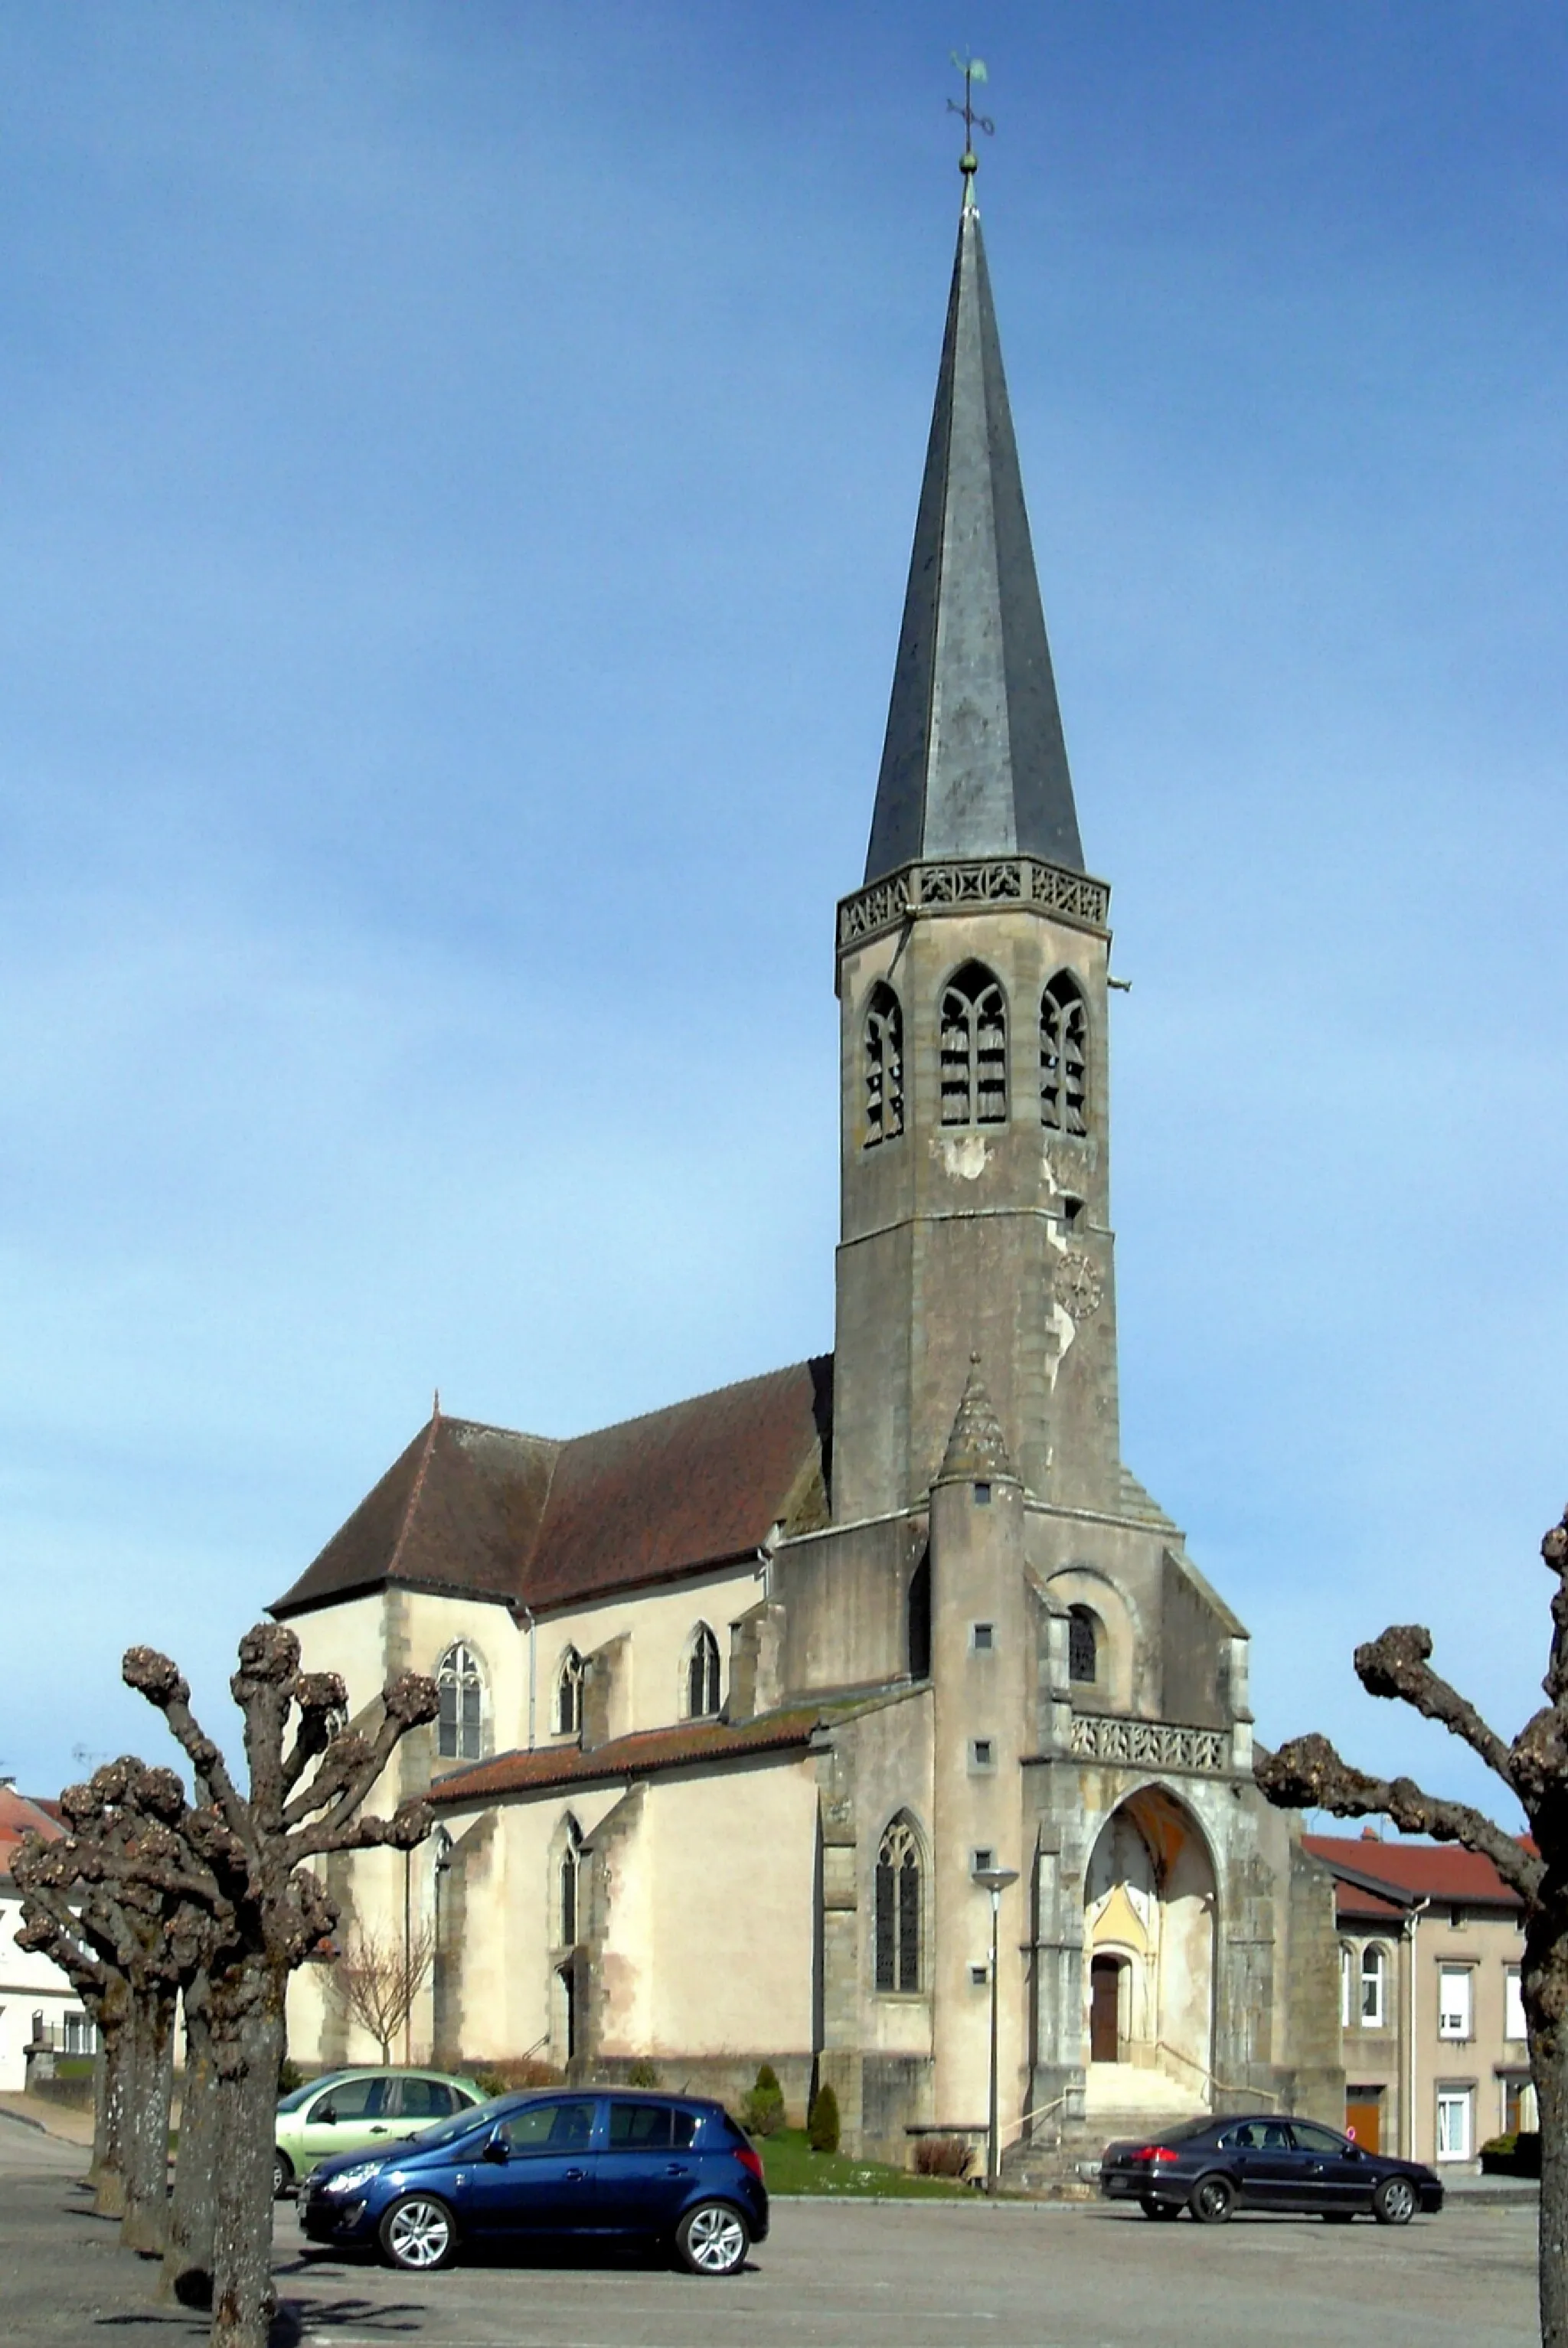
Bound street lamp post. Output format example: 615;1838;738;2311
974;1865;1019;2195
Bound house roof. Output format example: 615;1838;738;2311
0;1785;64;1876
1304;1834;1524;1913
426;1706;829;1807
270;1357;833;1622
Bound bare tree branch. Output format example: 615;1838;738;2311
1256;1732;1543;1899
1353;1625;1517;1783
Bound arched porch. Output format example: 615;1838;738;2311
1083;1784;1217;2118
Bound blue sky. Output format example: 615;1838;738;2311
2;2;1564;1825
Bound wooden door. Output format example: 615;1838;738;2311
1090;1955;1122;2062
1345;2095;1381;2154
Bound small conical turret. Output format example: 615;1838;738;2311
864;186;1083;884
935;1355;1018;1485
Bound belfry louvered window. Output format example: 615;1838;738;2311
874;1814;923;1993
939;963;1008;1126
864;982;905;1146
437;1641;484;1761
1040;974;1088;1135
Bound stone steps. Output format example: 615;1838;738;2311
1002;2108;1207;2199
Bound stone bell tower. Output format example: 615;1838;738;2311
832;166;1122;1523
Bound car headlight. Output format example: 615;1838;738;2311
322;2162;384;2195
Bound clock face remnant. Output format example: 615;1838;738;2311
1053;1250;1104;1321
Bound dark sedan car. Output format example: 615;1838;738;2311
1100;2114;1443;2225
302;2087;768;2275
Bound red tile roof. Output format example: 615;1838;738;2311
0;1786;64;1874
271;1358;832;1621
427;1706;828;1805
1304;1834;1524;1912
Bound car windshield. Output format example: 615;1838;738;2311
397;2092;530;2154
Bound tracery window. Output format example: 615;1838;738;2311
864;982;905;1147
874;1814;923;1993
686;1624;721;1719
1067;1605;1099;1686
1040;973;1088;1135
556;1648;584;1737
436;1641;484;1761
559;1817;583;1947
939;962;1008;1127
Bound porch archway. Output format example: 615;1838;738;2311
1083;1785;1216;2114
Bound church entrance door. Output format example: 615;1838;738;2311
1089;1954;1123;2062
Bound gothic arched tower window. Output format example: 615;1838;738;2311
864;982;905;1147
685;1624;721;1719
436;1641;484;1761
1040;973;1088;1135
874;1814;923;1992
906;1549;931;1681
939;962;1008;1127
559;1814;583;1947
556;1648;584;1737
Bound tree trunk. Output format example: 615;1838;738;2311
91;1976;133;2219
120;1980;175;2255
1533;1987;1567;2348
209;1954;287;2348
160;1972;219;2309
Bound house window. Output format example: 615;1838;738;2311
63;2012;97;2056
686;1625;721;1719
1361;1941;1388;2030
939;962;1008;1127
1504;2075;1538;2135
1040;973;1088;1135
874;1815;922;1993
1436;2087;1473;2161
1505;1967;1527;2044
436;1641;484;1762
1068;1606;1099;1685
1439;1964;1473;2041
555;1649;584;1737
864;983;905;1146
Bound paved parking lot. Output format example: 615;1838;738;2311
0;2124;1539;2347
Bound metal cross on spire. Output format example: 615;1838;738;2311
948;51;994;194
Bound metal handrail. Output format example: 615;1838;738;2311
999;2094;1068;2153
1155;2039;1282;2109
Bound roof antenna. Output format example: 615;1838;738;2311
948;51;994;202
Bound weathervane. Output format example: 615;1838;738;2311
948;51;994;187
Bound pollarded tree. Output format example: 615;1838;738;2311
1256;1502;1568;2348
122;1623;438;2348
15;1759;195;2251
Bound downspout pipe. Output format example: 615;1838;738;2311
509;1598;537;1751
1406;1896;1429;2160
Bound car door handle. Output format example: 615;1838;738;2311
564;2167;588;2182
369;2126;388;2135
665;2163;691;2176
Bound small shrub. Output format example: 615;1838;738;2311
469;2056;561;2098
807;2081;841;2155
626;2058;660;2088
742;2062;786;2138
1480;2131;1540;2177
913;2133;973;2179
277;2058;304;2096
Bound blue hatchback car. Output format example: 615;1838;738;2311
301;2087;768;2276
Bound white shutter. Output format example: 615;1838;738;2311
1439;1965;1472;2039
1505;1968;1526;2043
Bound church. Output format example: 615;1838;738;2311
273;157;1343;2168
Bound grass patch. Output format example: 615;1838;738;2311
760;2127;972;2198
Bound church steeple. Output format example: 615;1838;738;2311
864;185;1083;885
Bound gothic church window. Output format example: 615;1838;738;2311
686;1624;721;1719
875;1814;923;1993
1040;973;1088;1135
864;983;905;1146
939;962;1008;1127
559;1817;583;1946
436;1641;484;1761
556;1649;584;1737
1067;1605;1099;1685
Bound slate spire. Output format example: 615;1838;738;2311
935;1354;1018;1486
864;175;1083;884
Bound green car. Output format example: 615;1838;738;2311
273;2067;487;2197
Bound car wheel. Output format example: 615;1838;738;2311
675;2200;750;2276
1188;2173;1236;2225
1374;2174;1418;2226
272;2151;293;2201
379;2194;459;2271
